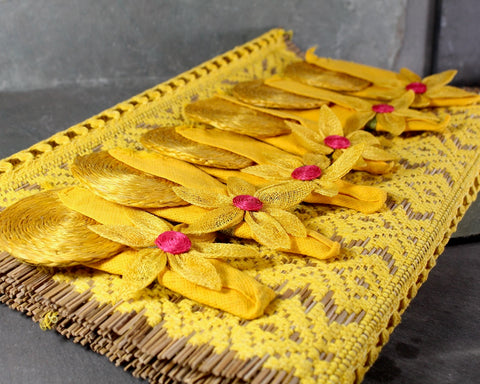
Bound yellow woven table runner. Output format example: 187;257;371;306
1;29;480;384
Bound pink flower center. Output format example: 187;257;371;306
291;165;322;181
406;82;427;94
324;135;351;149
372;104;395;113
155;231;192;254
233;195;263;211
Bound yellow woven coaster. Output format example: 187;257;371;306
1;29;480;384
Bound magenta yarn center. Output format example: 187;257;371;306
324;135;351;149
232;195;263;211
291;165;322;181
372;104;395;113
406;82;427;94
155;231;192;254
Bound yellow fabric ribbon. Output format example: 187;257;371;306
109;148;227;194
159;259;277;320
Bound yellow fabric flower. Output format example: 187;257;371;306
57;187;260;293
265;77;447;136
173;177;310;250
342;91;449;135
393;68;480;107
54;186;277;319
89;214;260;292
241;144;364;199
284;105;398;174
304;47;480;108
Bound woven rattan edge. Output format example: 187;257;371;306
0;256;296;384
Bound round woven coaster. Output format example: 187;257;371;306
141;126;253;169
232;80;326;109
71;151;185;208
284;61;370;91
0;190;123;266
184;97;291;138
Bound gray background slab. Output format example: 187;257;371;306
1;0;480;383
0;0;413;92
435;0;480;85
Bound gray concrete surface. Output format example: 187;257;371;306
435;0;480;85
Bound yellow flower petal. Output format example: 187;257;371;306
429;95;480;107
255;180;313;209
399;67;422;83
121;248;167;295
347;130;381;146
245;211;291;249
411;93;431;108
390;90;415;110
88;224;156;248
126;209;172;234
393;107;440;121
227;177;256;196
322;144;364;182
168;253;222;291
313;181;339;197
241;164;291;180
376;113;406;136
318;105;344;137
344;111;376;135
183;206;245;234
176;226;216;244
357;159;395;174
283;121;333;154
192;243;260;259
423;70;457;89
172;186;229;208
264;207;307;238
406;115;450;133
427;85;478;99
303;153;331;170
85;249;138;276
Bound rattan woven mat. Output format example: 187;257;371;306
1;29;480;384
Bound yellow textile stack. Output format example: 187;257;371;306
1;29;480;384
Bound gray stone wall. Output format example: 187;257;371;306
0;0;420;92
435;0;480;85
